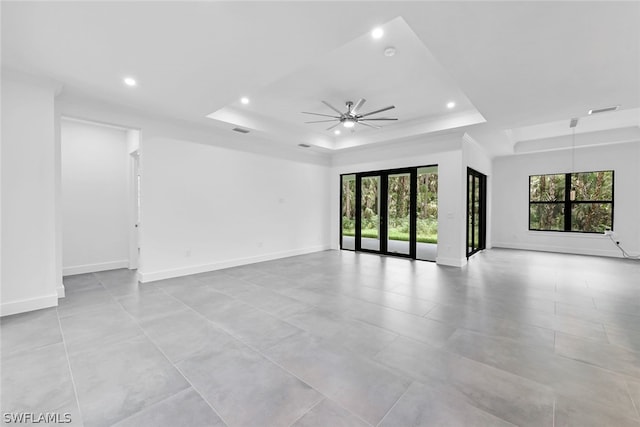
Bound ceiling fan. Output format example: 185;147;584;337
302;99;397;131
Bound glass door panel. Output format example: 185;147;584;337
468;173;474;254
416;166;438;261
467;168;486;258
360;176;381;251
341;174;356;250
387;173;411;255
340;165;438;261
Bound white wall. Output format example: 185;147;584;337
492;141;640;257
139;136;331;282
330;135;468;267
463;133;493;249
61;119;130;275
56;93;332;283
1;74;59;316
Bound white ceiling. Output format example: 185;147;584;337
207;16;485;150
2;1;639;157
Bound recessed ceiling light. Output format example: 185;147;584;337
384;47;396;57
371;27;384;39
240;97;250;105
447;101;456;109
123;77;137;87
334;130;341;135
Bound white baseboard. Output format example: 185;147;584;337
63;259;129;276
56;283;65;298
491;242;624;258
436;256;467;268
138;245;331;283
0;293;58;317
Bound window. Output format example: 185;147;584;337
529;171;614;233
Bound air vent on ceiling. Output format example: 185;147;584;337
298;143;311;148
232;127;250;134
588;105;620;115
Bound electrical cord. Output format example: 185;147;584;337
608;234;640;260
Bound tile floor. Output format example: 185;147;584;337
2;249;640;426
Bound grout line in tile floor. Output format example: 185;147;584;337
625;380;640;420
47;250;640;426
237;269;579;361
55;307;85;427
602;322;612;345
105;285;232;427
152;284;376;426
374;381;412;427
284;398;325;427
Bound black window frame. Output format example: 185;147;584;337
339;164;437;261
528;170;614;233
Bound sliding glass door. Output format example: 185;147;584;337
467;167;487;258
386;172;413;256
416;166;438;261
341;174;356;250
341;166;438;261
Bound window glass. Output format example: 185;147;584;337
529;174;565;202
530;204;564;231
571;171;613;201
529;170;613;233
571;203;613;233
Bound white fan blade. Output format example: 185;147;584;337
351;98;366;115
322;101;345;116
359;105;395;118
302;111;340;118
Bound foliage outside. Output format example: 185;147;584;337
341;172;438;244
529;171;613;233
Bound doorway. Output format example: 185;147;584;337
467;167;487;258
341;165;438;261
128;150;141;269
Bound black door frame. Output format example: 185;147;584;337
466;167;487;258
340;165;436;260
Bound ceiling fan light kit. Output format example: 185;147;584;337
343;118;356;128
302;98;398;131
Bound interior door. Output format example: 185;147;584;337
129;151;141;269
